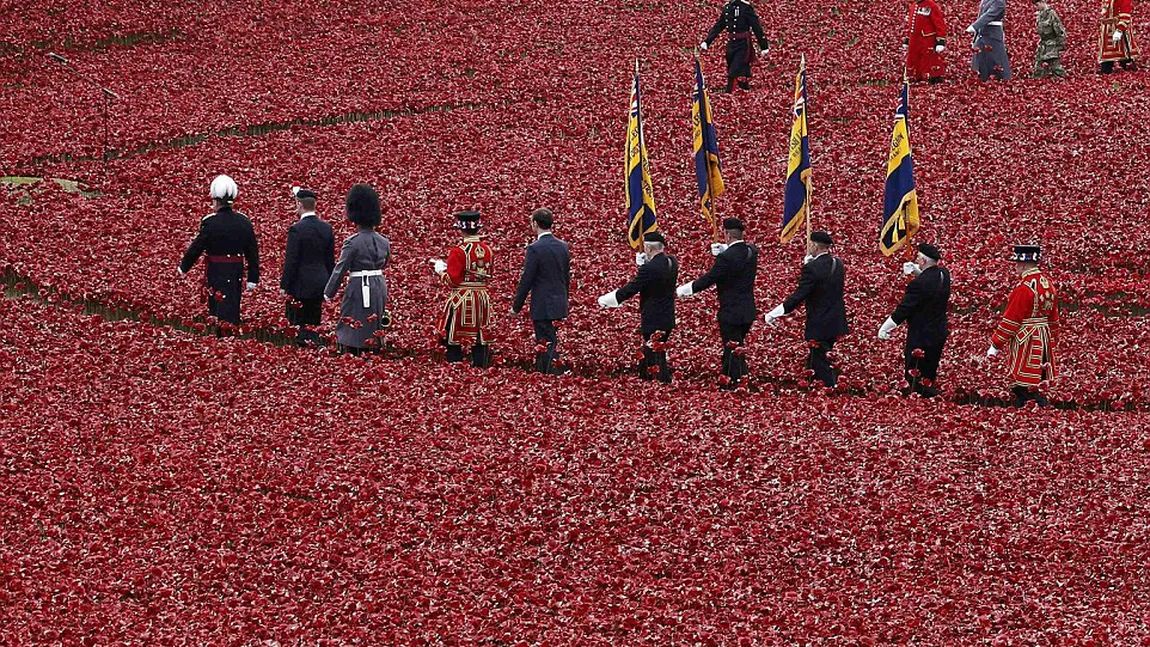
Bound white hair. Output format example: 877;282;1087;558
209;175;238;201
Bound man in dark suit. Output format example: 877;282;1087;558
676;217;758;389
879;242;951;397
178;174;260;326
598;232;679;383
280;187;335;346
764;231;848;388
512;208;571;374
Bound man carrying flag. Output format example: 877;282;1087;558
692;53;725;242
699;0;771;92
880;79;920;258
781;57;811;246
625;60;658;258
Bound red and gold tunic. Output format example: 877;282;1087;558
991;268;1059;388
440;235;493;345
1100;0;1140;63
906;0;948;81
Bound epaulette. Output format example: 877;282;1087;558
201;212;216;222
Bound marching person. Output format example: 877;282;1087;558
598;232;679;383
323;184;391;355
699;0;770;92
988;244;1059;408
178;174;260;326
967;0;1013;81
1099;0;1140;74
1032;0;1068;78
280;187;334;346
676;217;759;389
432;210;494;367
763;231;848;389
511;208;571;375
878;243;951;397
905;0;949;83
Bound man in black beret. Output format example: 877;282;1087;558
878;242;951;397
764;231;848;388
676;217;759;389
280;187;335;346
598;231;679;383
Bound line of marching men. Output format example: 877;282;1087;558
178;175;1059;408
699;0;1139;89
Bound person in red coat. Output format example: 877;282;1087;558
987;245;1059;408
431;210;494;367
905;0;948;82
1099;0;1140;73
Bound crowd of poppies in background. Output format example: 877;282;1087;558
3;0;1150;642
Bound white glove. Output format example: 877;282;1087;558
598;291;620;308
246;282;258;291
878;317;898;341
803;254;814;265
966;25;976;34
710;243;728;256
987;345;1000;358
177;267;186;277
764;304;786;326
676;283;694;298
903;261;919;276
935;44;945;53
699;41;708;51
431;258;447;274
635;252;648;267
1113;30;1124;43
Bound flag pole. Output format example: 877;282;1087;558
901;70;915;262
802;54;812;244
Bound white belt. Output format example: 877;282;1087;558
987;21;1003;26
350;270;383;308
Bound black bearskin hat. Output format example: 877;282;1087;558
345;184;381;227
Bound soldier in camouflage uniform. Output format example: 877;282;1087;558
1032;0;1068;78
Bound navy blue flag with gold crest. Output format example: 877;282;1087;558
692;52;725;240
625;60;658;249
880;79;920;256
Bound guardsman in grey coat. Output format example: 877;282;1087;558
323;184;391;354
676;217;759;390
178;174;260;326
280;187;335;346
512;208;571;374
878;243;952;397
967;0;1013;80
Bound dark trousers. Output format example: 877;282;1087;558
286;297;323;346
807;339;837;388
1013;386;1051;408
905;341;944;397
719;321;752;388
446;343;491;368
1099;60;1137;74
207;279;242;325
640;329;673;384
533;319;562;374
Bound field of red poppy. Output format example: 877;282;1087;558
3;0;1150;643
